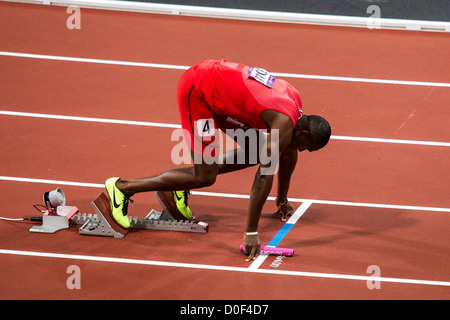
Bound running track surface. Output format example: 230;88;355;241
0;2;449;300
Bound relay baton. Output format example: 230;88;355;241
240;244;294;257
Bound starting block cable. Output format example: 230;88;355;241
0;204;50;222
0;217;37;222
0;217;42;222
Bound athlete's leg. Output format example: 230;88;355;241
217;147;258;174
217;127;264;174
116;157;219;196
106;155;218;227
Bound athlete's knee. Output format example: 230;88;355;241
195;173;217;188
192;161;218;188
193;165;218;188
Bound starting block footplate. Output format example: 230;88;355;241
73;192;208;238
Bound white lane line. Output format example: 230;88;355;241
331;135;450;147
2;110;450;147
1;248;449;287
0;110;181;129
0;175;449;213
0;51;189;70
286;201;313;224
1;51;450;87
248;201;312;270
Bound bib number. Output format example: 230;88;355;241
247;67;276;88
197;118;215;137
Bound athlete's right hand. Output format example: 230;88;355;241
243;233;261;262
275;201;294;222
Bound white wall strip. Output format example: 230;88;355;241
33;0;450;32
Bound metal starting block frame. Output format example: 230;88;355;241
73;192;209;238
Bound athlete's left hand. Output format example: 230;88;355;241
243;233;261;261
275;201;294;222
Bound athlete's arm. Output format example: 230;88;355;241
243;111;293;261
275;148;297;221
243;166;272;261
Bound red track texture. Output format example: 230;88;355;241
0;2;449;300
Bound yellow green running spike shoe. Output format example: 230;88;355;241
105;177;132;229
173;190;193;220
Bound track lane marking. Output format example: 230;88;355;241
1;110;450;147
1;51;450;87
1;248;449;287
248;201;312;270
0;175;449;213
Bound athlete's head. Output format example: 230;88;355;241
291;115;331;152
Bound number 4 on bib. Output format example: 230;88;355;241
197;118;215;137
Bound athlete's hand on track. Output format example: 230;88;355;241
243;234;261;261
275;201;294;222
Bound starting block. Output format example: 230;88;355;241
72;191;209;238
74;192;129;238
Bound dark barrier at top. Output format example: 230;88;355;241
127;0;450;22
